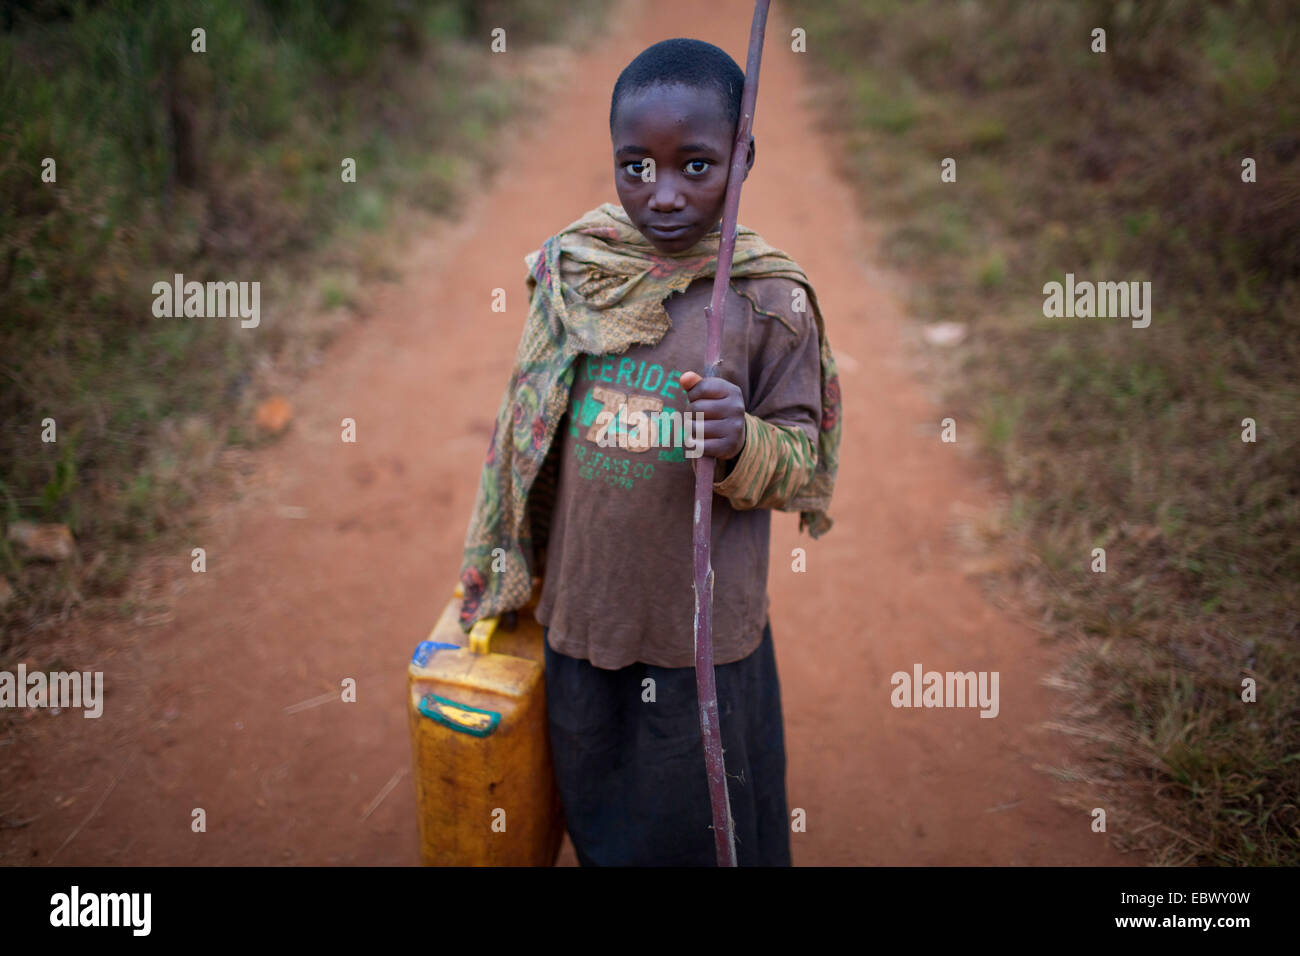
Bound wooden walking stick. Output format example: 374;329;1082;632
693;0;772;868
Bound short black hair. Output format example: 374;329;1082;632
609;38;744;132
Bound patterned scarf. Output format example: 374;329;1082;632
457;203;841;630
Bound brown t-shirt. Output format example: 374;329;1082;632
534;275;823;670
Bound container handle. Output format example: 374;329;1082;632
468;617;497;656
453;582;499;655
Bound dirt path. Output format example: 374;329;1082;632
3;0;1125;866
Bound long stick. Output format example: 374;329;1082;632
693;0;771;869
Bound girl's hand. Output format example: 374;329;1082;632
679;371;746;462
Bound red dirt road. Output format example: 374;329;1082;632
3;0;1127;866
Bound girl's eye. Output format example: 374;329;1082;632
685;160;711;175
623;161;647;177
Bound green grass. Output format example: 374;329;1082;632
790;0;1300;865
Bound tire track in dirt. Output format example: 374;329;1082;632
3;0;1125;866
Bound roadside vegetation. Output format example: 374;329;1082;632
0;0;610;644
789;0;1299;864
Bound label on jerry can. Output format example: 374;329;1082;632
418;693;502;737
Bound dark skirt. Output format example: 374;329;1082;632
543;620;791;866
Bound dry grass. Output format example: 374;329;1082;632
790;0;1300;864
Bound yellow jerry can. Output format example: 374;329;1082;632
407;581;564;866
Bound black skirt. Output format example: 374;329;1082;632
543;620;792;866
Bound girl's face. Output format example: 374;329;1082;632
611;83;754;254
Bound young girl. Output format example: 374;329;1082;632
458;37;840;866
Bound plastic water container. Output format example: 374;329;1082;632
407;581;563;866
